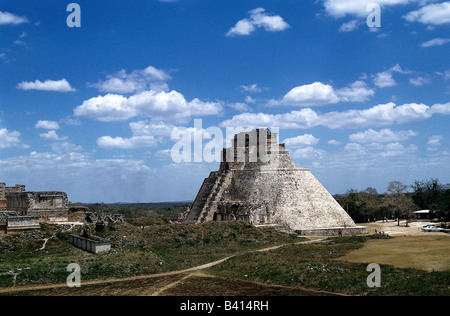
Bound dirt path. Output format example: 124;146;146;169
39;223;79;251
0;237;326;295
151;274;194;296
149;271;349;297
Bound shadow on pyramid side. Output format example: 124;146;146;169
180;128;367;236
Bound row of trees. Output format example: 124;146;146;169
335;179;450;227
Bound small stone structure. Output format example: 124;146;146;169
0;211;41;234
6;215;40;234
69;228;111;254
181;128;367;236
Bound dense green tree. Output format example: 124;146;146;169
436;189;450;227
336;180;449;226
336;189;369;223
336;188;385;223
411;179;444;211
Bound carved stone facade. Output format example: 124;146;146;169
7;191;69;222
181;129;367;236
0;183;69;224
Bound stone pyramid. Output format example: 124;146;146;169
180;128;367;236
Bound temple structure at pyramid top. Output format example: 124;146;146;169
180;128;367;236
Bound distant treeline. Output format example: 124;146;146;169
335;179;450;225
71;202;190;221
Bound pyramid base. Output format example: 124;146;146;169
295;226;368;236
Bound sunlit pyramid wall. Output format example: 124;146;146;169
180;129;367;236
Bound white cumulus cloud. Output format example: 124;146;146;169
269;81;374;107
283;134;320;147
349;128;418;143
97;135;160;149
0;128;28;149
420;38;450;48
17;79;76;92
89;65;171;94
0;11;28;25
373;64;410;88
404;1;450;25
240;84;263;93
324;0;419;18
226;8;290;36
427;135;443;147
74;90;223;123
220;102;450;130
35;120;60;130
338;20;360;32
40;131;68;141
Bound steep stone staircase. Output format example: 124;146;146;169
197;171;232;223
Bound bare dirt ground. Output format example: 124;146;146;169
5;271;344;296
362;220;449;237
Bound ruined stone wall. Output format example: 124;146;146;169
6;215;40;233
5;185;26;194
6;193;29;215
27;192;69;222
0;183;6;210
6;192;69;222
69;234;111;254
296;226;368;236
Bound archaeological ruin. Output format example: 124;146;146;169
69;227;111;255
180;129;367;236
0;183;69;233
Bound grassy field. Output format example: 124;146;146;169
336;236;450;272
1;212;449;296
2;271;344;296
0;215;298;289
205;235;450;296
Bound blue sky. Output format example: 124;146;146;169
1;0;449;203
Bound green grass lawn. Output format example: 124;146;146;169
336;236;450;272
0;216;298;289
2;217;449;296
206;235;450;296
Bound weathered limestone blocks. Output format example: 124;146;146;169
69;234;111;254
0;211;41;234
0;183;70;232
0;183;6;210
2;183;68;223
296;226;368;236
7;191;69;222
6;215;41;233
83;213;124;224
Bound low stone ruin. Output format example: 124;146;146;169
0;211;41;234
69;226;111;254
83;213;125;224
